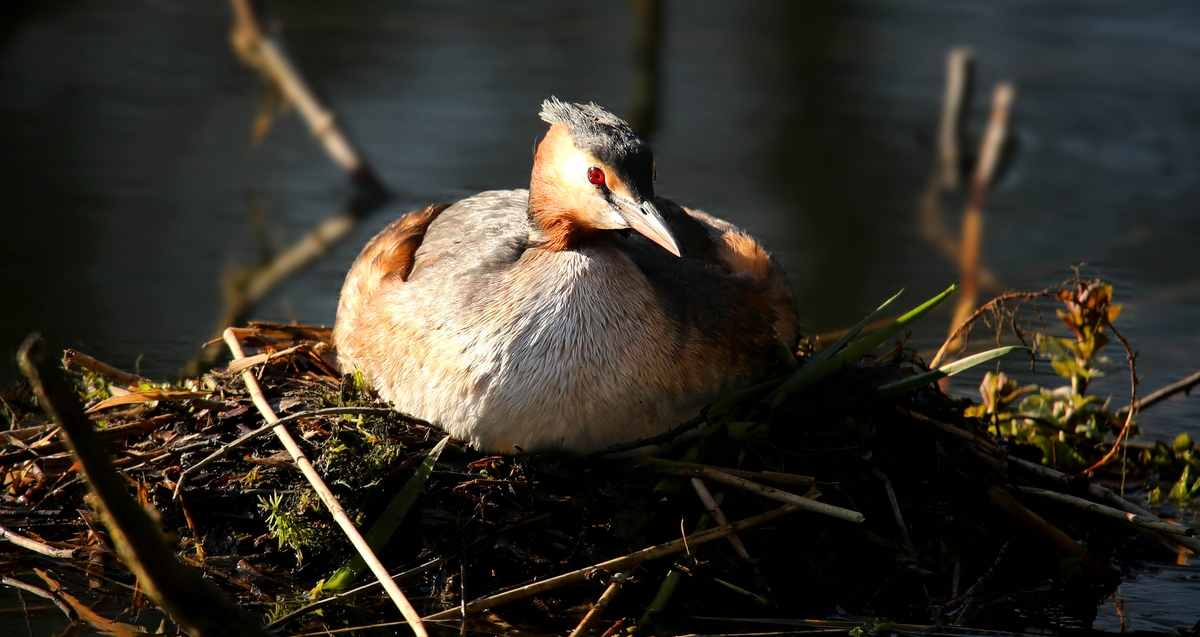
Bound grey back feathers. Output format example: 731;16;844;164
540;97;655;199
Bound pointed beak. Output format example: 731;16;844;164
611;195;681;257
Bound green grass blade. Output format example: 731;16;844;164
870;346;1026;402
708;375;787;420
324;436;449;591
809;288;905;367
771;284;959;408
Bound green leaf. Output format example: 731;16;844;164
1174;432;1194;454
708;375;786;420
810;288;905;367
1052;439;1088;471
771;284;958;408
869;346;1026;402
324;436;449;591
726;421;770;439
1170;465;1193;503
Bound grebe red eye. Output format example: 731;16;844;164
587;166;605;185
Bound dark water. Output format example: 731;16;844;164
2;0;1200;630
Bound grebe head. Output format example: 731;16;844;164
529;97;681;256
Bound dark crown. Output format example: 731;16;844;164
539;97;654;196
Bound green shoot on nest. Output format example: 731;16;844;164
965;280;1126;471
259;491;321;563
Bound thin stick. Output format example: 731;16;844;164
692;478;772;593
173;406;393;498
939;47;974;191
568;573;629;637
691;616;1029;636
919;47;996;288
1081;320;1138;474
1;415;174;469
945;83;1015;358
873;469;915;553
62;349;149;388
1118;369;1200;418
221;344;304;376
423;504;799;621
985;486;1114;573
223;329;427;637
939;542;1010;613
972;446;1173;526
228;0;384;194
687;467;864;524
268;557;449;630
0;523;77;559
18;335;271;637
594;409;708;456
190;210;376;376
898;407;1001;454
639;457;815;488
691;479;751;560
1016;486;1195;537
1;576;77;621
932;291;1053;368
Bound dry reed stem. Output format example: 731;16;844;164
267;557;450;630
195;212;368;373
1016;486;1196;537
62;349;149;388
1118;368;1200;418
918;47;998;289
0;523;76;559
188;0;390;374
939;48;974;190
897;407;1001;454
221;344;304;376
1;576;77;622
19;335;271;637
687;467;864;524
918;50;971;260
946;83;1015;358
598;619;628;637
985;486;1115;573
36;569;143;637
872;468;915;553
423;504;800;621
691;478;773;593
1;415;172;469
567;572;628;637
228;0;383;194
973;449;1169;525
640;457;815;488
907;404;1200;555
690;615;1029;636
222;329;428;637
690;479;752;560
84;390;210;415
938;542;1011;614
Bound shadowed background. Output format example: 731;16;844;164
2;1;1198;437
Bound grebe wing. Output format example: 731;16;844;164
617;197;799;348
408;189;531;281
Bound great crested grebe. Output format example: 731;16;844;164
333;98;797;454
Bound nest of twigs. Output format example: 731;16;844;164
1;308;1194;637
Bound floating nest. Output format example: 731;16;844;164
1;302;1196;637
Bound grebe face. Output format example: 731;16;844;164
532;122;681;256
